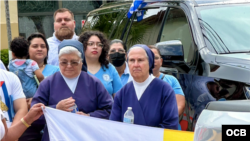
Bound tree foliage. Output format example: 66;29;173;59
0;49;9;68
82;8;158;50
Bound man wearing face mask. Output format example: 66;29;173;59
108;39;132;86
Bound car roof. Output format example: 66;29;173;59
194;0;250;5
143;0;250;7
87;1;132;16
87;0;250;16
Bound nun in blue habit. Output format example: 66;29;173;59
110;44;179;129
30;40;113;141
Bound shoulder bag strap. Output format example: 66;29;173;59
161;74;165;80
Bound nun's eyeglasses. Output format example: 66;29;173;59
59;60;81;67
87;42;104;48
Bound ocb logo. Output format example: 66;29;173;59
222;125;250;141
226;129;246;136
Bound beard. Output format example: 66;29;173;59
55;27;74;41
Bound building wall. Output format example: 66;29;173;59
1;1;103;50
17;1;102;39
1;0;19;50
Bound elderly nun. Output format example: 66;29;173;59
110;44;179;129
31;40;113;141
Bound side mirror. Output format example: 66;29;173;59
155;40;184;66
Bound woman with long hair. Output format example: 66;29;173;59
78;31;122;98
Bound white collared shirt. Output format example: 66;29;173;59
132;74;155;100
47;32;79;66
60;72;80;94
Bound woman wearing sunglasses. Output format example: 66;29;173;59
78;31;122;98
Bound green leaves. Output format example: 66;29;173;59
0;49;9;68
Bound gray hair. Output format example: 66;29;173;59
127;46;148;60
110;39;126;50
59;46;82;59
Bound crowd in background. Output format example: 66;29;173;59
0;8;185;141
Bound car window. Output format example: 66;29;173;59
124;8;167;49
160;8;194;63
196;4;250;54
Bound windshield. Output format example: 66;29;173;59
196;4;250;54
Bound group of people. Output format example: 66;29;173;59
0;8;185;141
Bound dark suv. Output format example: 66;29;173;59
82;0;250;131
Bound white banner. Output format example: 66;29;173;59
43;107;164;141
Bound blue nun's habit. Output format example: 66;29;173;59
110;44;179;129
30;40;113;141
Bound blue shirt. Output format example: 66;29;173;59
42;64;60;78
120;62;132;86
88;63;123;96
159;73;184;96
159;73;184;130
47;33;79;66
